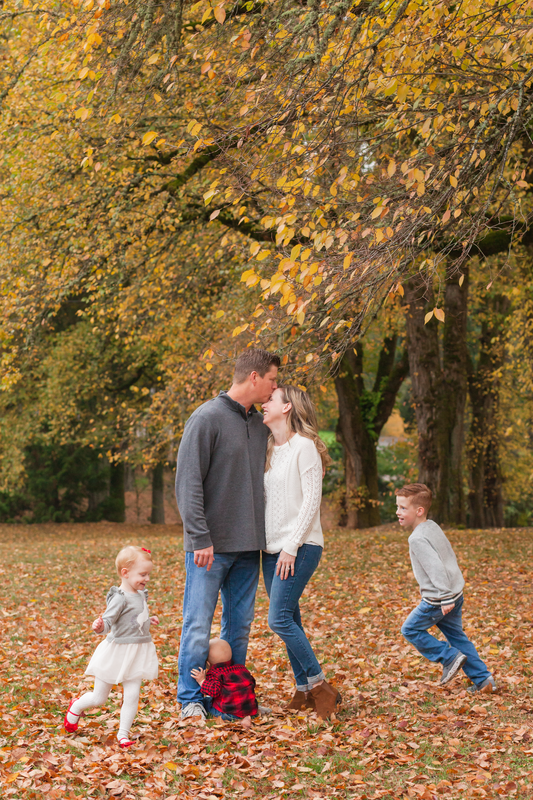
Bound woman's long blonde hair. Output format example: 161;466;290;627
265;385;332;472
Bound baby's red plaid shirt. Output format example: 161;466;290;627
200;660;258;718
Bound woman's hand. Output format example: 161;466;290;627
276;550;296;581
92;615;104;633
191;667;206;685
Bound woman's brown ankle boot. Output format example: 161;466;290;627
286;690;315;710
310;681;341;719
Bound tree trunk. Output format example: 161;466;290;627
404;268;469;523
150;463;166;524
403;273;444;512
107;460;126;522
334;338;409;528
335;348;381;528
440;265;469;524
467;295;509;528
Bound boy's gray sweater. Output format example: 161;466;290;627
175;391;269;553
408;519;465;606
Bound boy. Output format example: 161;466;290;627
191;638;258;728
397;483;496;693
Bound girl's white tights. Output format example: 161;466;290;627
68;678;142;741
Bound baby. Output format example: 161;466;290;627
191;638;258;728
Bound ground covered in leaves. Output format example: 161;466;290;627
1;523;533;800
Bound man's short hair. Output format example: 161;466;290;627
233;348;280;384
395;483;433;511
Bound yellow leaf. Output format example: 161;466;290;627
424;310;434;324
387;160;396;177
214;5;226;23
147;53;160;65
319;385;327;393
256;250;270;261
442;209;451;223
206;363;213;371
449;175;458;188
305;354;313;363
153;93;162;103
359;607;371;614
110;114;121;124
215;310;225;319
371;206;382;219
253;306;264;317
75;107;90;121
232;326;242;337
343;253;352;270
209;209;220;221
250;242;261;256
459;274;465;287
434;307;445;322
78;67;89;79
201;7;212;23
290;244;302;260
297;311;305;325
165;762;178;771
142;131;158;146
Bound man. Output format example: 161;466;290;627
175;348;280;719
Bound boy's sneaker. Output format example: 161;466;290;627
467;676;497;694
440;653;467;685
181;702;207;720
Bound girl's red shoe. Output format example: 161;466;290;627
63;698;81;733
118;738;134;748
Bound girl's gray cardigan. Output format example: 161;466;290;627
101;587;153;644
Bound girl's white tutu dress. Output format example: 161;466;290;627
85;586;158;684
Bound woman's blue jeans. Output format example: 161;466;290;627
401;596;491;687
262;544;324;692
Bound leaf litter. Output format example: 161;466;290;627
1;522;533;799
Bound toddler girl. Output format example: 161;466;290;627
63;545;159;747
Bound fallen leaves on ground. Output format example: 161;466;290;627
1;522;533;799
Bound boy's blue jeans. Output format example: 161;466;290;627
401;595;491;687
262;544;325;692
177;550;260;708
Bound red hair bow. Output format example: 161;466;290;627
142;547;151;554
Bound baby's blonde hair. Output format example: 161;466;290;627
115;545;152;576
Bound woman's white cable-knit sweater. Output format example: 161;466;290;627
264;433;323;556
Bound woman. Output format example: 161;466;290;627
262;385;341;719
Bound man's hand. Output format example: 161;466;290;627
194;546;215;571
441;603;455;615
150;616;160;626
276;550;296;581
92;615;104;633
191;667;206;685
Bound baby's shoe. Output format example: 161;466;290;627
63;698;82;733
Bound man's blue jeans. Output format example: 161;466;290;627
401;596;491;687
177;550;260;708
262;544;325;692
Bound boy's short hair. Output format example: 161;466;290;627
115;545;152;576
395;483;433;512
233;348;280;384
